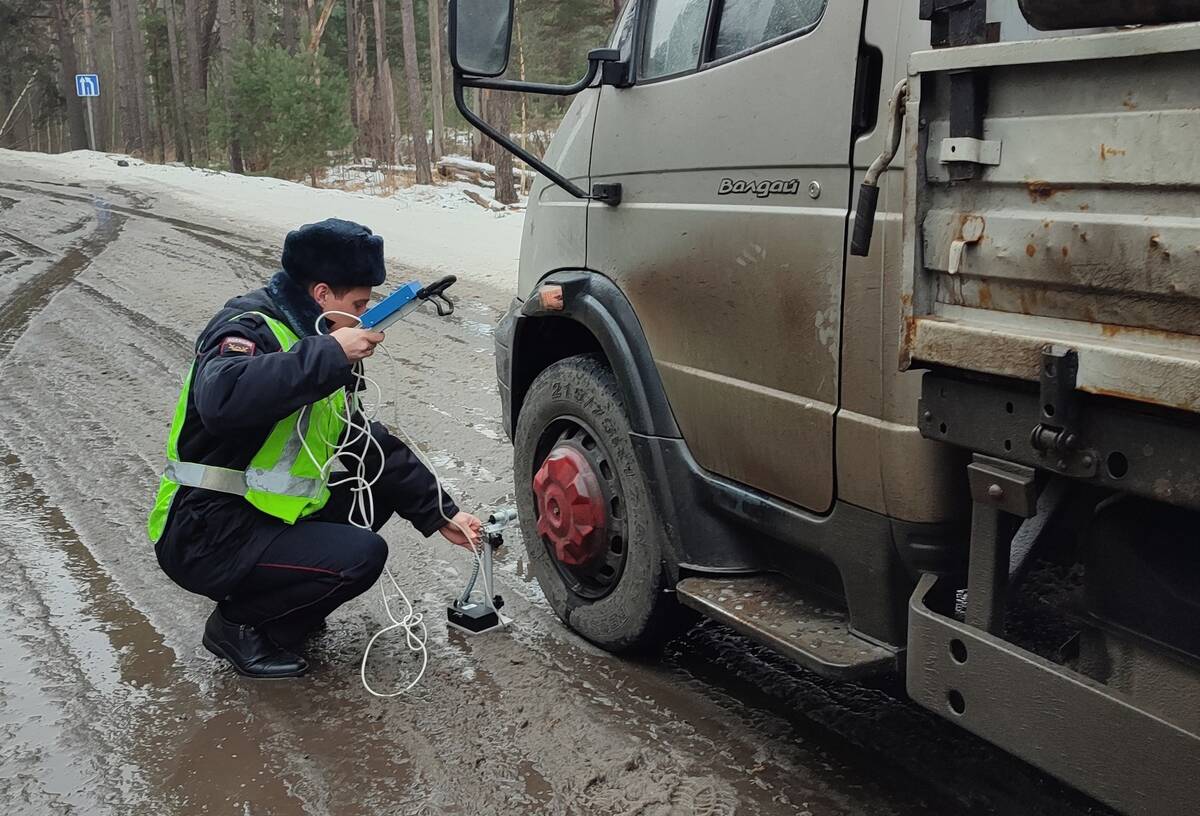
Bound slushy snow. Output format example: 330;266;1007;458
0;149;525;291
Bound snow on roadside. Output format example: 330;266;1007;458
320;155;527;214
0;149;525;291
321;164;525;213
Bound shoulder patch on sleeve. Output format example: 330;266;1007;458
218;336;257;356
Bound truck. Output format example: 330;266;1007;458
447;1;1200;811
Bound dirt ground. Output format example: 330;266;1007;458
0;161;1114;816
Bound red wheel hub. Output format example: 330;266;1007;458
533;444;607;567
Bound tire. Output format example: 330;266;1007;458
514;354;679;652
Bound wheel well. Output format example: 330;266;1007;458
511;316;606;432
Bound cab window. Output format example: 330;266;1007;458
641;0;710;80
710;0;826;61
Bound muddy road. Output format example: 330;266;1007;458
0;163;1113;815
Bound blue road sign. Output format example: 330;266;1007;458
75;74;100;97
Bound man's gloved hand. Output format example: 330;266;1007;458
332;327;385;362
439;511;483;551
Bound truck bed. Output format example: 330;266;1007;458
900;23;1200;414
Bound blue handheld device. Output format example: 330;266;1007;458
358;281;424;332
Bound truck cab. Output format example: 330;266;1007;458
450;1;1200;811
488;0;953;653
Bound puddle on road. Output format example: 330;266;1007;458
0;448;177;689
0;444;185;810
0;443;403;815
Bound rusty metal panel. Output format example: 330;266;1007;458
902;25;1200;416
912;312;1200;413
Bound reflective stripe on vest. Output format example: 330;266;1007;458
147;311;346;542
245;404;326;498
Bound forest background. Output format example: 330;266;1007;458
0;0;622;203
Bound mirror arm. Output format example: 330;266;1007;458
457;49;617;95
452;57;622;206
452;76;590;200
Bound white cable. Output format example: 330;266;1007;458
303;308;485;697
375;340;495;604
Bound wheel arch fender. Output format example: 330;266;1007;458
509;270;680;440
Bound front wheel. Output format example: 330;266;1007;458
514;354;679;651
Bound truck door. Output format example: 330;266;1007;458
588;0;866;512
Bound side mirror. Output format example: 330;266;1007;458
449;0;515;78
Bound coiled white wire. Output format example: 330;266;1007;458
298;309;486;697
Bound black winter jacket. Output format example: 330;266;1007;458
154;272;457;601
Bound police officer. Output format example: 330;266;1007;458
149;218;482;679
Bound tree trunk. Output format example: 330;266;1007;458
0;57;13;149
245;0;257;44
110;0;141;152
216;0;245;172
123;0;155;156
148;18;170;161
53;0;90;150
0;70;36;150
282;0;300;52
490;91;517;204
516;7;528;190
202;0;219;80
308;0;337;52
475;89;496;165
398;0;432;183
370;0;397;166
162;0;192;163
427;0;445;161
346;0;371;154
183;0;208;161
345;0;357;115
304;0;316;42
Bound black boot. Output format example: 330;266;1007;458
263;616;328;651
202;608;308;679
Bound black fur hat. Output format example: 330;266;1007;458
281;218;387;288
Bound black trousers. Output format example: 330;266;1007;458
218;476;398;647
